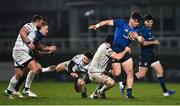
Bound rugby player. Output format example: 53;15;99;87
88;35;131;99
89;12;144;99
3;19;56;99
42;51;93;98
119;14;176;97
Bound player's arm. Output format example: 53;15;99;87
88;19;114;30
141;39;160;46
19;26;35;50
67;61;79;78
37;43;56;52
110;47;131;60
34;43;56;55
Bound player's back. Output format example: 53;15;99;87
90;42;111;72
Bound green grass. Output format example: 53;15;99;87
0;81;179;105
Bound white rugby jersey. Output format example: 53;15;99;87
89;42;113;73
13;23;37;53
71;54;91;73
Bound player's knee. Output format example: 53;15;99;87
126;70;133;76
32;67;41;74
106;78;115;88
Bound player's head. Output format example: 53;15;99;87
129;11;142;28
39;21;48;36
32;15;43;29
105;35;114;45
83;51;93;65
144;14;154;28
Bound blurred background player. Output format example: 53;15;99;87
3;19;56;99
119;14;176;97
89;12;144;99
88;35;131;99
42;51;93;98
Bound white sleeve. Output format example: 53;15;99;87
71;54;81;64
24;23;33;33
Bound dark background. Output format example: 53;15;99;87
0;0;180;82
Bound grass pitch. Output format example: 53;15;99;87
0;81;179;105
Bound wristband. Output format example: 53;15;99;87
95;23;100;28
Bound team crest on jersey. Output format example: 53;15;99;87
125;29;128;32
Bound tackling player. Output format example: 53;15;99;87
41;51;93;98
3;19;56;99
88;35;131;99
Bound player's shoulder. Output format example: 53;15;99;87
98;43;111;51
73;54;83;59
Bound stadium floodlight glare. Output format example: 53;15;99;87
84;10;95;16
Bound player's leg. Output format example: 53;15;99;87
119;66;148;95
76;79;87;98
3;68;25;99
41;65;56;72
111;62;122;77
54;62;68;72
13;72;26;98
89;73;115;98
152;61;176;96
122;58;134;99
97;74;115;98
23;60;41;97
89;84;103;99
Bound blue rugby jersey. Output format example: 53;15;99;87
112;19;140;52
140;26;155;55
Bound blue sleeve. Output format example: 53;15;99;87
35;31;43;42
113;19;124;27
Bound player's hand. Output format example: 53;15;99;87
125;47;131;53
153;39;160;45
89;25;97;30
70;72;78;78
128;32;138;40
27;42;35;50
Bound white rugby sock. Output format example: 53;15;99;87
25;71;36;90
41;67;51;72
99;85;108;93
7;75;18;92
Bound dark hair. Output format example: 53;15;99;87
144;14;154;21
41;21;48;26
104;35;114;45
131;12;143;22
32;15;43;22
84;51;93;59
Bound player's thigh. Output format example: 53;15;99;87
89;73;109;84
122;58;133;73
151;61;164;76
27;59;40;73
111;62;122;76
55;62;67;72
